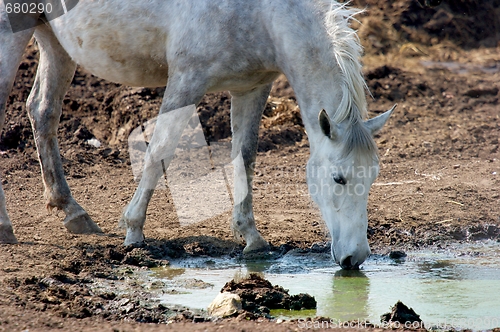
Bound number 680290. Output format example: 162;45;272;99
5;2;53;14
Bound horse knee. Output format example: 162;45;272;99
27;98;61;135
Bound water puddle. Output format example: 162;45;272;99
111;241;500;330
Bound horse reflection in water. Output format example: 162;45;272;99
331;270;369;320
0;0;395;269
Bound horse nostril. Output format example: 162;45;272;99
340;256;359;270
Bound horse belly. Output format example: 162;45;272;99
48;1;169;87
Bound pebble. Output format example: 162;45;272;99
86;138;102;148
389;250;407;259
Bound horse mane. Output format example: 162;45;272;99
320;0;368;124
320;1;376;159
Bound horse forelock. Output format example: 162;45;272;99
320;1;368;125
340;117;378;160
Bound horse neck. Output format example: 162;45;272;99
287;71;349;149
264;0;367;150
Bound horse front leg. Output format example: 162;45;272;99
230;84;273;254
27;25;101;234
120;72;206;245
0;10;36;243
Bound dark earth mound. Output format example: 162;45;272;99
221;274;316;317
380;300;423;326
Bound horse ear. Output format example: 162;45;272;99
365;104;397;136
319;109;333;139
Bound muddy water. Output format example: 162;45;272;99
148;241;500;329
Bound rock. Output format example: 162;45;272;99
389;250;407;259
207;292;242;318
86;138;101;148
381;301;422;326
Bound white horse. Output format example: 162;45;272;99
0;0;394;269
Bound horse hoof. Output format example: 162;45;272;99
124;228;145;246
242;239;270;255
242;244;272;260
64;212;103;234
0;224;18;244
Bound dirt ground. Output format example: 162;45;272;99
1;0;500;331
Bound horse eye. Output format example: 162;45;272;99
333;175;346;185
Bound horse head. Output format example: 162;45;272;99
306;105;396;269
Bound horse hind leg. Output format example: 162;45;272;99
27;24;101;234
229;83;273;254
0;11;36;243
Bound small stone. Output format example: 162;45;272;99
86;138;101;148
453;164;460;169
389;250;407;259
207;292;242;318
182;310;194;320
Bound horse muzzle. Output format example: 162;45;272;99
332;243;371;270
